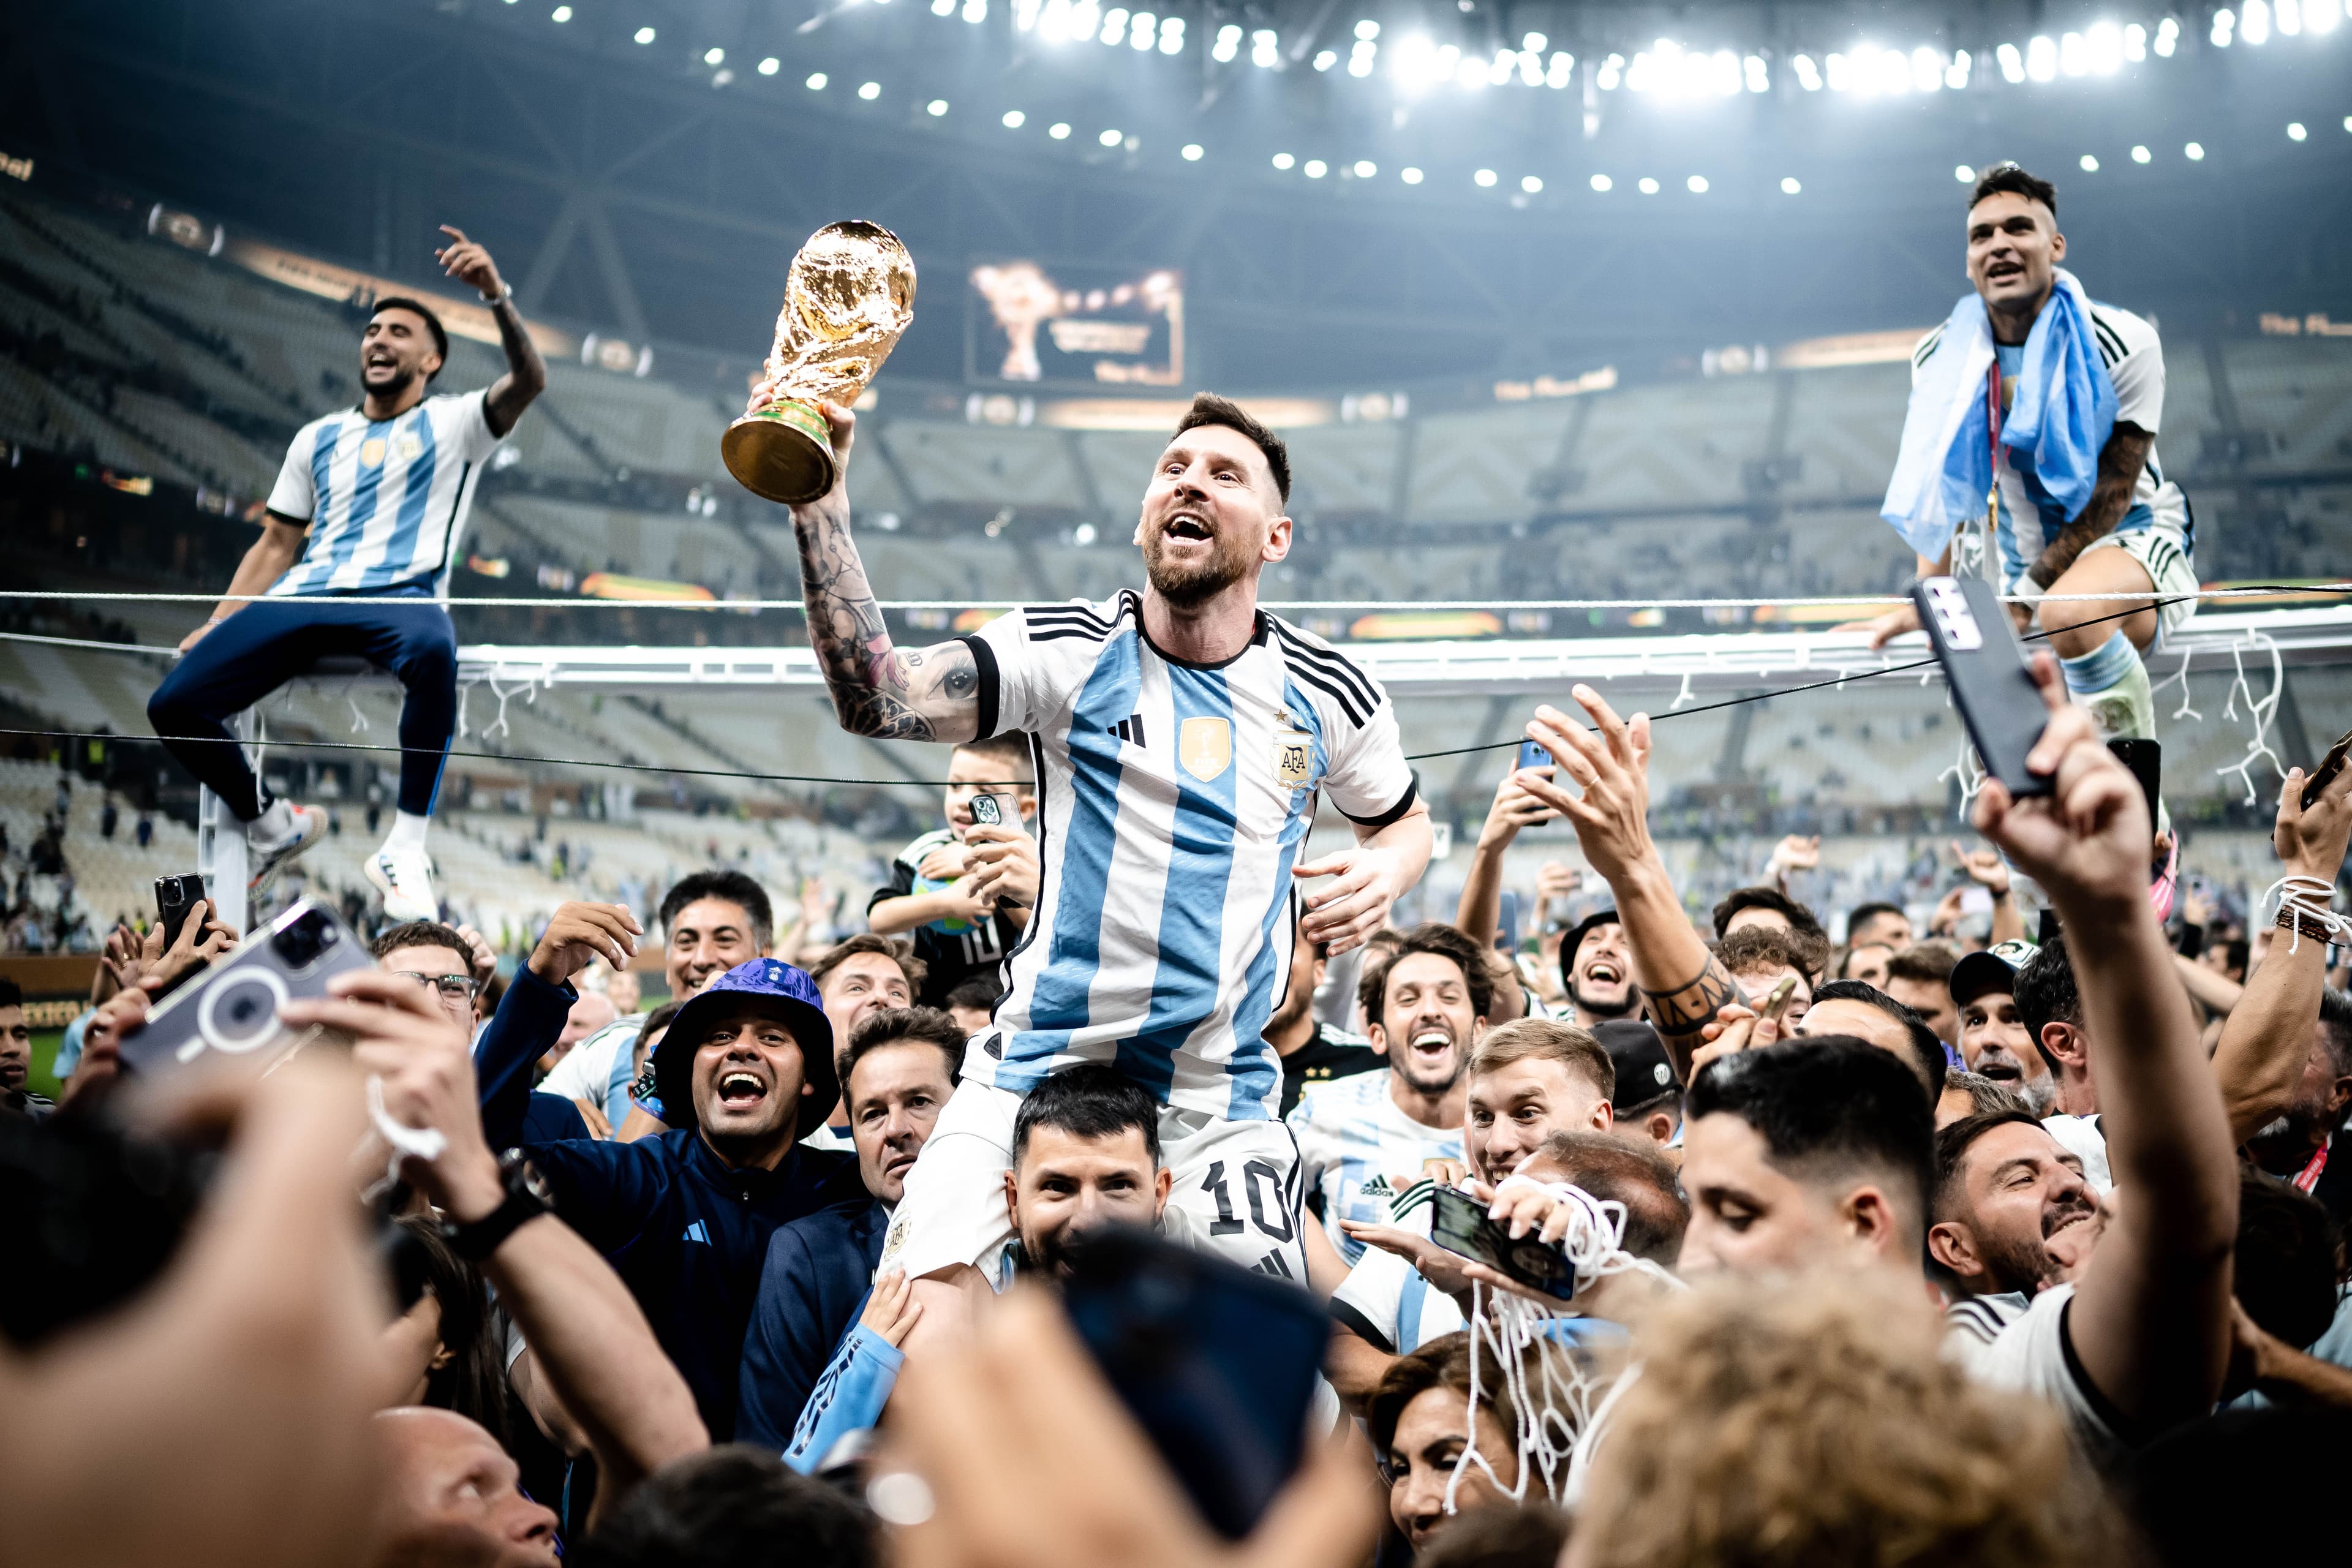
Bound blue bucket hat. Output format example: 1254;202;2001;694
654;957;837;1138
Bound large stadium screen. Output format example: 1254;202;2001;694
966;258;1183;388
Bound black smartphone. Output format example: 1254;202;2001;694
2301;727;2352;810
1061;1226;1327;1540
1910;576;2054;799
1430;1184;1577;1303
121;900;374;1079
155;873;207;950
1515;739;1553;772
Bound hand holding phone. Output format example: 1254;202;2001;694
2301;727;2352;811
1430;1184;1577;1302
1911;576;2054;798
967;791;1027;835
1758;973;1800;1025
119;900;373;1079
155;873;207;951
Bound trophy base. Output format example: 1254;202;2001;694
722;402;839;505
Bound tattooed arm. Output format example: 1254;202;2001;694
2025;423;2153;590
791;401;983;743
1518;686;1740;1084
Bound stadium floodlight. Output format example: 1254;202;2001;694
1637;176;1659;193
1072;523;1098;546
1521;173;1543;192
1490;46;1516;85
1358;19;1381;39
1946;49;1972;88
966;0;988;21
1547;51;1574;87
1519;50;1543;85
551;4;570;18
1687;174;1708;192
1781;176;1801;194
1954;163;1975;181
1213;22;1240;60
1997;42;2024;79
929;99;949;115
1272;151;1295;168
1792;53;1822;89
2125;21;2148;58
1182;143;1204;159
2132;143;2152;160
704;47;725;64
2059;31;2087;74
859;80;881;98
808;71;829;88
1251;28;1279;66
758;56;780;74
2288;120;2307;139
1401;166;1424;183
2211;8;2236;45
2312;0;2341;34
1589;173;1613;190
2087;20;2123;72
1522;30;1545;50
1101;7;1125;45
1474;167;1498;186
1050;120;1072;137
2243;0;2271;42
934;0;954;13
1304;159;1327;177
1597;53;1624;89
1003;109;1025;126
2026;34;2057;78
1912;45;1942;90
1351;41;1378;75
1824;51;1851;89
1099;126;1123;145
2155;15;2180;51
1039;0;1077;40
1314;49;1337;69
1745;54;1770;91
634;25;655;43
2280;0;2302;30
1158;17;1183;53
1013;0;1042;28
2079;153;2100;170
2185;140;2204;157
1131;10;1156;48
1355;159;1378;177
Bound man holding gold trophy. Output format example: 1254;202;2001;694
726;221;1431;1344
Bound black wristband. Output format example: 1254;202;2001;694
440;1150;552;1262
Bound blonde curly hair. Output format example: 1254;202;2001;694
1570;1269;2120;1568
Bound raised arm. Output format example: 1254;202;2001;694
1519;686;1738;1081
1974;656;2239;1430
791;402;982;742
1455;766;1558;954
2211;763;2352;1144
435;227;545;437
282;971;707;1526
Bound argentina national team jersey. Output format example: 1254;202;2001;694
265;390;503;596
959;590;1417;1121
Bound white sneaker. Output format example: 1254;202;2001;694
247;804;326;894
366;842;440;922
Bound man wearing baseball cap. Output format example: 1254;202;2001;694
1595;1018;1683;1151
472;903;865;1441
1951;938;2054;1117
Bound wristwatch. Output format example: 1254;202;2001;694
440;1149;553;1261
481;281;514;305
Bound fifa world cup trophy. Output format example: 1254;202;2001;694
722;220;917;504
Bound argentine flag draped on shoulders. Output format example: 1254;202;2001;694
1881;267;2117;566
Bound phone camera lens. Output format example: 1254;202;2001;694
271;910;339;970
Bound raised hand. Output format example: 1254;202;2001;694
526;902;644;988
434;225;505;298
2273;747;2352;883
1768;833;1821;878
1952;839;2013;896
1515;685;1656;886
1476;764;1558;851
1969;654;2146;913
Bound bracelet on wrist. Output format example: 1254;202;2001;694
481;281;514;305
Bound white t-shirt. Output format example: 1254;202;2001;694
1331;1244;1466;1355
959;592;1416;1121
532;1014;644;1126
267;390;503;595
2041;1114;2113;1193
1945;1283;2124;1467
1286;1069;1463;1265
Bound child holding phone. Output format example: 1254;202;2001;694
867;734;1039;1009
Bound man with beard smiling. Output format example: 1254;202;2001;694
475;939;864;1442
1290;924;1488;1267
148;230;545;921
1559;911;1637;1025
785;391;1429;1338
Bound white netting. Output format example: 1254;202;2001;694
2257;873;2352;957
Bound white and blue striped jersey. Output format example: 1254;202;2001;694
1287;1068;1464;1264
264;390;503;596
960;589;1417;1122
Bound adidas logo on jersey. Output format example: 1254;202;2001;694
1357;1174;1398;1199
1251;1249;1295;1280
1109;714;1147;747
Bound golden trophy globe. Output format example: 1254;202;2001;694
722;220;916;505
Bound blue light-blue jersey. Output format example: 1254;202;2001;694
957;591;1416;1122
1287;1069;1464;1264
265;390;503;596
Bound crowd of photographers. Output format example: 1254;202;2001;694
5;671;2351;1568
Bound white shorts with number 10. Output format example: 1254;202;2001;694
878;1078;1311;1289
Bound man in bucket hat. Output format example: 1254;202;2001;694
473;902;864;1440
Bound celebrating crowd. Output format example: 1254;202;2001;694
7;165;2351;1568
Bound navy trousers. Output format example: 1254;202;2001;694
147;587;457;820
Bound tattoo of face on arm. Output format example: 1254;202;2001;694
792;496;979;743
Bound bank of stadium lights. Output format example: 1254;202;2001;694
807;71;828;88
549;4;570;20
1099;126;1122;145
1590;173;1612;190
2289;119;2308;137
859;80;881;98
758;56;780;74
633;25;655;43
1473;167;1497;186
1781;176;1802;193
1401;166;1423;183
1637;176;1659;194
1212;23;1240;61
1003;109;1025;127
1272;152;1294;168
1182;143;1203;160
2185;140;2205;157
704;47;724;64
1049;121;1071;137
929;98;949;115
1303;158;1327;176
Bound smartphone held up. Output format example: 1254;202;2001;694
118;900;374;1079
1910;576;2054;799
